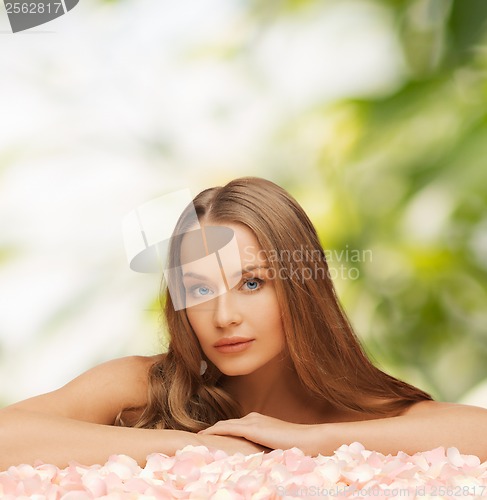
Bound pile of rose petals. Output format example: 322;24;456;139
1;442;486;499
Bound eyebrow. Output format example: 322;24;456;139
182;265;269;281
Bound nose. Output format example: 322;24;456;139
213;291;242;328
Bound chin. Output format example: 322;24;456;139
217;364;258;377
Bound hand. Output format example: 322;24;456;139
196;433;272;456
197;412;317;454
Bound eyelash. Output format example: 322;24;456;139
188;277;264;298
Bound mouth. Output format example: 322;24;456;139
213;339;255;353
214;337;254;347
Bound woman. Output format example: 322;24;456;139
1;177;486;470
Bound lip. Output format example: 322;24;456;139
214;336;254;347
213;337;255;354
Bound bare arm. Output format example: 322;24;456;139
198;401;487;462
309;402;487;461
0;408;197;470
0;356;267;471
0;409;266;470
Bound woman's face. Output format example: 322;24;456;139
181;222;285;376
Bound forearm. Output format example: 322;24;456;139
0;408;268;471
310;406;487;461
0;408;198;471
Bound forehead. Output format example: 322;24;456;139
224;223;265;261
179;223;266;276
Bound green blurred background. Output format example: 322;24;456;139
0;0;486;407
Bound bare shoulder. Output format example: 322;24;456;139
4;354;165;425
89;353;163;387
402;400;476;417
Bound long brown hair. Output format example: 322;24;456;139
115;177;432;430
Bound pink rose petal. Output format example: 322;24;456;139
0;441;485;498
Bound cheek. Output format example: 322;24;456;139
265;296;285;338
185;310;198;336
258;290;281;320
186;309;210;340
248;293;283;330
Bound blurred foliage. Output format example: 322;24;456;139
265;0;487;401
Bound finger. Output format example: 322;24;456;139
198;418;245;433
198;424;236;435
200;423;254;439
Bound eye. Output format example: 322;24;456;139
188;285;214;298
241;278;263;292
